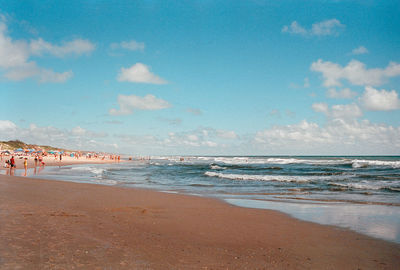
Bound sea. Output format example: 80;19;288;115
10;156;400;243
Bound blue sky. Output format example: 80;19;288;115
1;0;400;155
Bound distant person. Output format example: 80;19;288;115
59;154;62;162
24;158;28;176
34;155;38;167
10;156;15;169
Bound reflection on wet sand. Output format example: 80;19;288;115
220;191;400;206
0;165;43;177
225;198;400;243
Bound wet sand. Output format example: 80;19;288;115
0;174;399;269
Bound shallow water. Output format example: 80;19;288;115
5;156;400;243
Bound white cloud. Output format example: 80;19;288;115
117;63;167;84
71;126;87;136
360;86;400;111
109;94;171;116
256;120;329;144
117;127;241;154
311;19;344;36
111;40;145;51
282;21;307;35
0;18;92;83
327;88;357;99
1;59;72;83
254;119;400;155
311;59;400;87
330;103;363;119
30;38;95;57
0;22;30;69
352;46;368;55
313;103;362;120
312;103;329;114
36;68;73;83
0;120;17;131
282;19;344;37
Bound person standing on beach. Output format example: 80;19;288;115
34;155;38;167
10;156;15;169
59;153;62;162
9;156;15;176
24;158;28;176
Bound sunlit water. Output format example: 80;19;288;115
4;156;400;243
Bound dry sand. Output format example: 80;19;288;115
0;173;399;269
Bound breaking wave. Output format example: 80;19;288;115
204;171;313;183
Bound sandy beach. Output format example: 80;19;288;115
0;155;122;172
0;172;399;269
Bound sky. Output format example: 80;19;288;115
1;0;400;155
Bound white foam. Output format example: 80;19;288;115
210;165;226;170
351;159;400;168
153;156;354;166
93;179;118;185
70;166;105;175
204;171;311;183
156;156;400;169
329;181;400;191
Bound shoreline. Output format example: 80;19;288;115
3;159;400;244
0;174;399;269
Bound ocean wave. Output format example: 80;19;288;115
351;159;400;168
204;171;311;183
69;166;105;175
157;156;353;166
151;156;400;169
328;181;400;191
210;165;226;170
92;179;118;185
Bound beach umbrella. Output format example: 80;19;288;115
15;148;23;152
